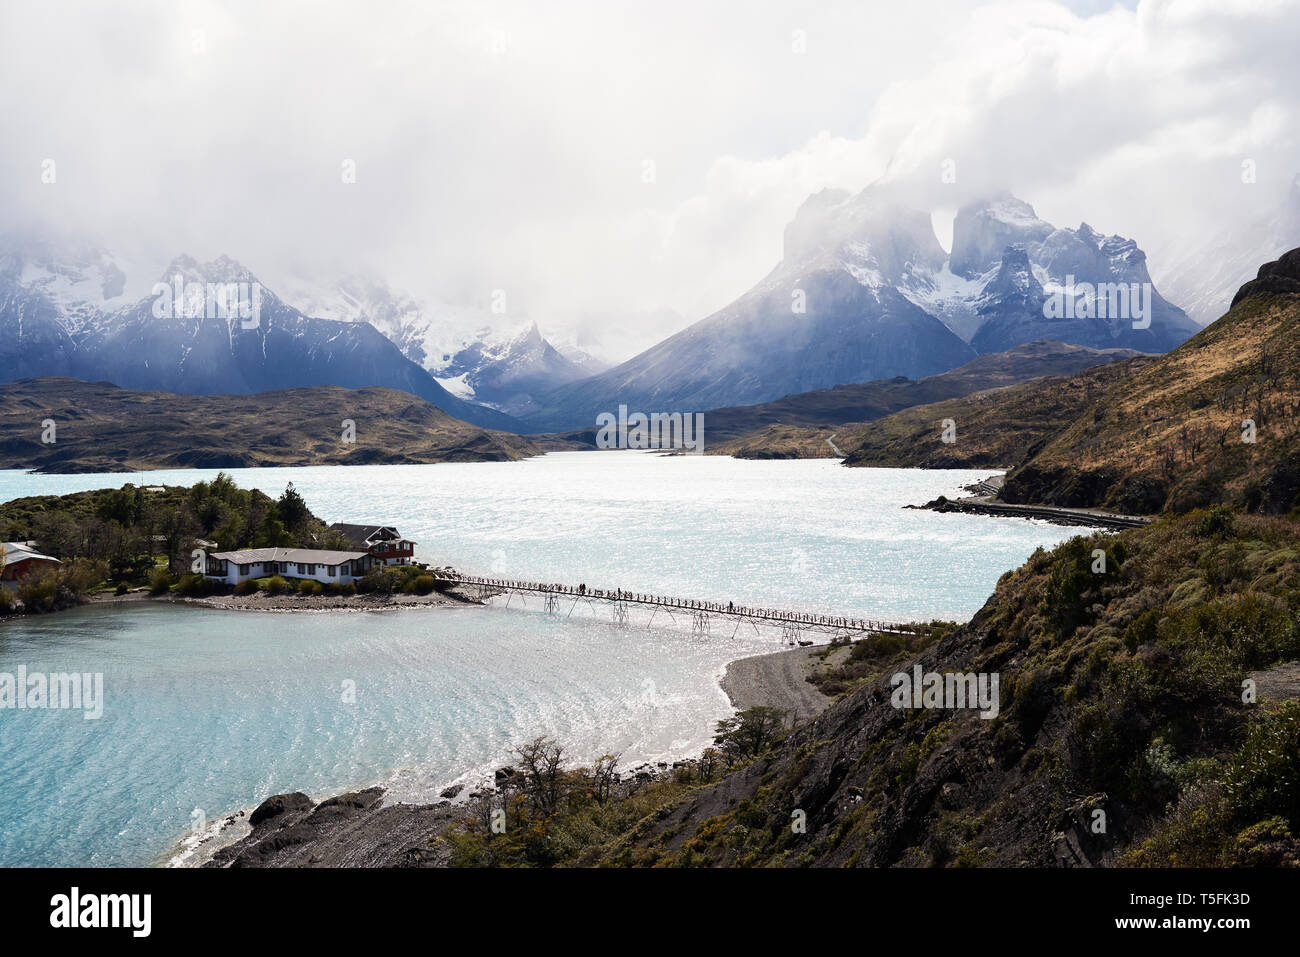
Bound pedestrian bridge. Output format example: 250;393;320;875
434;572;926;643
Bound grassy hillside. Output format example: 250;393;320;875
706;340;1139;438
837;357;1152;469
1003;260;1300;512
698;340;1141;453
0;378;540;472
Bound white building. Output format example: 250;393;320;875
203;547;374;586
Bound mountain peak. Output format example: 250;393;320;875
950;192;1054;278
159;254;259;287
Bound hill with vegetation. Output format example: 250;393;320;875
1001;249;1300;514
429;510;1300;867
0;378;541;473
835;356;1152;470
704;340;1140;443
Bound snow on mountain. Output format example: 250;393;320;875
276;273;592;415
525;185;1197;432
897;192;1197;354
526;184;979;431
0;245;524;432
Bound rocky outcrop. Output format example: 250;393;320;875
1231;247;1300;307
207;787;459;868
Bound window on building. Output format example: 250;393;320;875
239;564;249;576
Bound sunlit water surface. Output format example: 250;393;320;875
0;453;1088;865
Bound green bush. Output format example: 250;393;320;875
16;567;61;611
412;575;436;595
264;575;288;596
1223;701;1300;830
233;579;259;595
114;581;129;596
298;578;322;596
61;558;109;596
323;582;343;596
149;567;173;595
176;573;208;596
0;588;15;612
343;582;357;595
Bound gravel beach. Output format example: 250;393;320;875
720;645;836;720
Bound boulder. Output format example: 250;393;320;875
248;792;314;828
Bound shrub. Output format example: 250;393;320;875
114;581;129;596
175;573;208;596
323;582;343;596
264;575;288;596
149;567;173;595
233;579;259;596
412;575;436;595
0;588;15;612
298;578;322;596
17;567;61;611
1223;701;1300;830
61;558;109;596
343;582;357;595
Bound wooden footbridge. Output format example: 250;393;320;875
435;572;925;643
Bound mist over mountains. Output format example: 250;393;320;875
0;182;1216;437
523;186;1198;431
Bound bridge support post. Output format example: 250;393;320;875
545;594;560;614
612;601;628;627
781;622;802;646
692;610;710;636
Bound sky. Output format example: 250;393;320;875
2;0;1297;360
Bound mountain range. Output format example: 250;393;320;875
1;185;1200;439
276;274;604;417
522;187;1198;431
0;240;585;431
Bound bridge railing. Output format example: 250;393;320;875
435;572;920;634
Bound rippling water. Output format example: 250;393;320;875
0;452;1088;866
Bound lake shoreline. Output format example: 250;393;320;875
173;641;830;868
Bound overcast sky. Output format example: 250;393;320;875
2;0;1296;358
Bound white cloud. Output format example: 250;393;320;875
1;0;1295;358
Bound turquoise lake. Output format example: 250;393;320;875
0;452;1091;865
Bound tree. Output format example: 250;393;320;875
713;707;789;764
511;736;567;816
277;483;311;536
589;752;622;806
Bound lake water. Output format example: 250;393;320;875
0;452;1089;866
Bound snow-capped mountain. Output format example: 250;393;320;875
0;246;523;432
277;274;593;416
524;185;1196;431
925;194;1197;355
1155;176;1300;327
